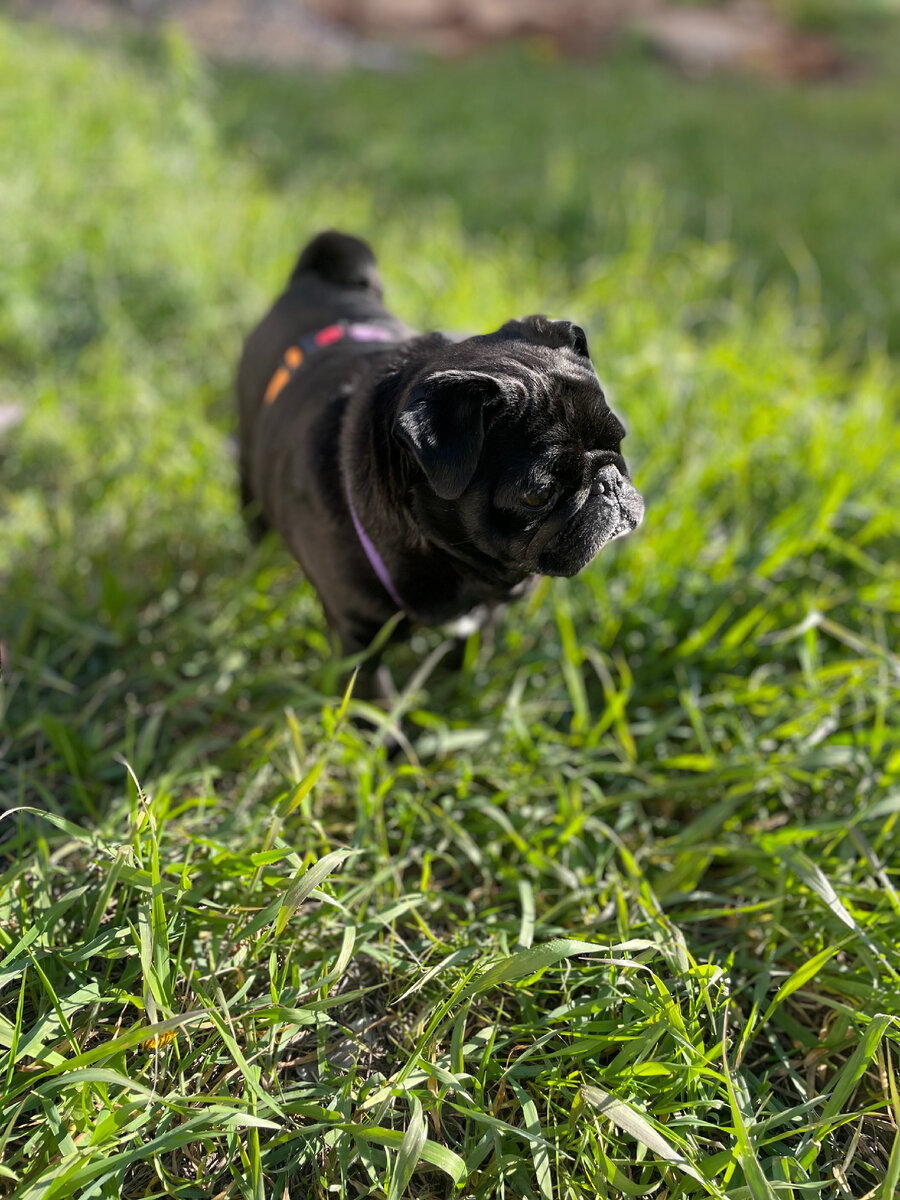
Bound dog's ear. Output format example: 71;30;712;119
554;320;590;358
500;315;591;359
394;371;502;500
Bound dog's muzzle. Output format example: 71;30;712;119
593;464;644;542
532;463;644;576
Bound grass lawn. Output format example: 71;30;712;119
2;12;900;1199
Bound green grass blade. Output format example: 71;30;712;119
461;939;605;999
275;849;356;936
511;1080;553;1200
581;1086;718;1195
386;1096;427;1200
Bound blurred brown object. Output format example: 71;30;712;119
309;0;655;56
637;2;844;81
313;0;844;75
12;0;846;76
170;0;398;66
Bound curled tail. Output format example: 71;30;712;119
290;230;383;297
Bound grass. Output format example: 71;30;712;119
1;12;900;1199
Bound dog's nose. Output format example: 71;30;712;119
593;463;623;497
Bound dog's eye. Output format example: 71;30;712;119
521;483;554;509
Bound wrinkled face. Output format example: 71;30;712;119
394;316;644;581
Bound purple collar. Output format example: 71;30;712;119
346;487;409;613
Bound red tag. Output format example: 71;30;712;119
314;324;344;347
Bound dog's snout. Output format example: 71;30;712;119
593;462;623;497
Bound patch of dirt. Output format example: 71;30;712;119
307;0;654;57
12;0;846;78
637;1;843;81
309;0;844;76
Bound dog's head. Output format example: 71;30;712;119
393;316;643;580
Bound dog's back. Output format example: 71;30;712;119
238;231;385;412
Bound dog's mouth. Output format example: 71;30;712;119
603;510;641;544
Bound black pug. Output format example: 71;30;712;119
237;230;643;660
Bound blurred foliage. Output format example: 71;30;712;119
213;26;900;353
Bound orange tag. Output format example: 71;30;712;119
264;366;291;405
